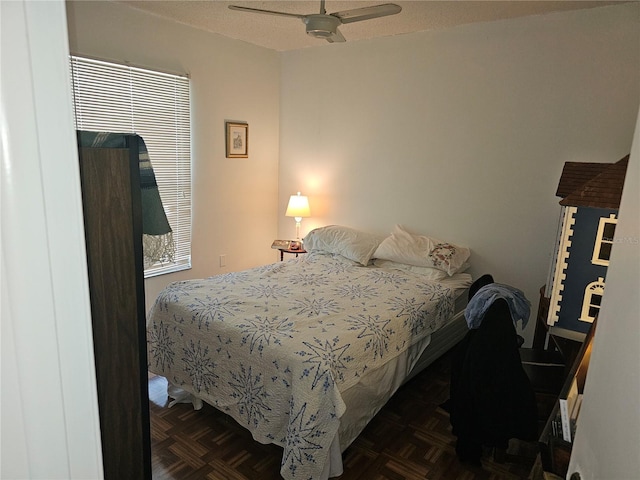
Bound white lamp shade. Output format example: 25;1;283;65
285;192;311;218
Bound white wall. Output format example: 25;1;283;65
1;0;103;477
279;3;640;343
66;1;282;310
66;2;639;337
568;109;640;479
5;2;638;478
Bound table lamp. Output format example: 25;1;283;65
285;192;311;240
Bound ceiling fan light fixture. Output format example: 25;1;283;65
229;2;401;44
304;14;340;38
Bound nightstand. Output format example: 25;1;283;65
277;247;306;261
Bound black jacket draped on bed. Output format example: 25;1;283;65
448;277;538;463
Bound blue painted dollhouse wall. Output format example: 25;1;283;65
556;206;616;334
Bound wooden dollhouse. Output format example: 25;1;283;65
545;155;629;335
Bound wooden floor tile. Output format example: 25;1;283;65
150;350;537;479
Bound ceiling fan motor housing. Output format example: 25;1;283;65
304;14;340;38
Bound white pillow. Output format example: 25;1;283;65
303;225;383;266
373;224;470;275
372;259;448;281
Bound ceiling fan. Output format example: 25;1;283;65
228;1;402;43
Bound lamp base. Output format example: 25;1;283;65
294;218;303;240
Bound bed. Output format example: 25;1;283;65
146;225;472;479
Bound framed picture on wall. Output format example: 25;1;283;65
225;121;248;158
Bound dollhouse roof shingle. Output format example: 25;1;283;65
557;155;629;209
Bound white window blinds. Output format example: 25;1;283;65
69;55;192;277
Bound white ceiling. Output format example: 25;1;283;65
119;1;627;51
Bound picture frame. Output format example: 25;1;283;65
225;121;248;158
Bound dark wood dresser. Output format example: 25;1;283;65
78;135;151;479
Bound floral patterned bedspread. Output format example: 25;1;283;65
146;252;459;480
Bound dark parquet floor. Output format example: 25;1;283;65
150;349;539;480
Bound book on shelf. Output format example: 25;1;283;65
559;376;580;442
557;319;594;443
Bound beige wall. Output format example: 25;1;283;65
278;3;640;343
569;108;640;479
67;1;640;342
66;0;282;310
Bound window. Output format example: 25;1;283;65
69;56;191;277
579;278;605;323
591;214;617;266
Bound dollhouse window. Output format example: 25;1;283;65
579;278;605;323
591;214;617;266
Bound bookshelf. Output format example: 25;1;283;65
537;319;596;477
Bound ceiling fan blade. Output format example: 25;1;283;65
325;28;346;43
331;3;401;24
228;5;306;20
